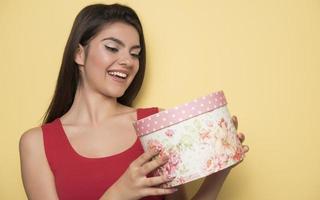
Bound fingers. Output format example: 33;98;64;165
232;116;248;151
143;175;175;187
133;149;161;167
232;115;238;130
237;132;245;143
242;145;249;153
140;155;169;176
141;187;178;196
236;132;249;153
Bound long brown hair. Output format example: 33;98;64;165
42;4;146;124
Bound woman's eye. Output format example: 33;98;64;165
131;53;140;58
105;46;118;52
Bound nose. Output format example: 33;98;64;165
118;57;130;66
117;52;133;67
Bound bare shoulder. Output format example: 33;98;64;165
19;127;43;153
118;105;138;121
19;127;59;199
19;126;48;178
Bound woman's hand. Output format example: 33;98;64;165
191;115;249;200
102;149;177;200
232;115;249;161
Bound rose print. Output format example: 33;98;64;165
199;129;211;142
175;176;186;185
165;129;174;137
155;149;181;179
232;146;244;161
205;158;214;172
206;120;214;127
218;118;228;129
168;150;180;168
221;136;232;149
139;105;243;188
212;153;229;171
215;121;230;139
147;139;164;153
179;134;195;150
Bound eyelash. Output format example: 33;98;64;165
105;46;140;59
105;46;118;52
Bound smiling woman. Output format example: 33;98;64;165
105;36;141;81
18;3;248;200
74;22;141;99
18;4;175;200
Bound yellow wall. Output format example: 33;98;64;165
1;0;319;199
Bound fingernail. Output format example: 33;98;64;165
172;188;178;192
162;156;169;162
152;148;160;154
166;174;176;180
244;145;249;152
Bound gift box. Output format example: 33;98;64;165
133;91;244;188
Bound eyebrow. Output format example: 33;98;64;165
102;37;141;50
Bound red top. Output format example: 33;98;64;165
42;107;164;200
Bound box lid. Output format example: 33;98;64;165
133;90;227;137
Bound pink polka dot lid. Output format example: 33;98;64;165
133;90;227;137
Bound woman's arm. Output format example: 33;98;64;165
19;127;59;200
191;168;231;200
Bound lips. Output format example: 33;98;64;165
107;71;128;79
107;70;128;83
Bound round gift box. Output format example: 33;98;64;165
133;91;244;188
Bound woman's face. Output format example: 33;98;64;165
76;22;141;98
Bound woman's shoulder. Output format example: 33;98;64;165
19;126;44;156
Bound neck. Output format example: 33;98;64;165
62;85;124;126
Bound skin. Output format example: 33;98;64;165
19;22;249;200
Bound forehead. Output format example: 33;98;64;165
94;22;140;45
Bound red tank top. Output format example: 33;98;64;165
42;107;164;200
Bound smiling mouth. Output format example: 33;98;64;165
106;71;129;83
107;71;128;79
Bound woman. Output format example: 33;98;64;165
19;3;249;200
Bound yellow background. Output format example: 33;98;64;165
1;0;319;199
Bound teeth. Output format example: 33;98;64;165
108;71;128;78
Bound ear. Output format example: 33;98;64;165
74;44;85;66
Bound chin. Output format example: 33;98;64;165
104;88;126;99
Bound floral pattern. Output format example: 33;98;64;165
139;106;244;188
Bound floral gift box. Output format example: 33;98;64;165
133;91;244;188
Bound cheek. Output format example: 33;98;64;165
133;60;140;73
130;66;139;80
88;48;114;69
85;49;116;79
84;56;108;84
